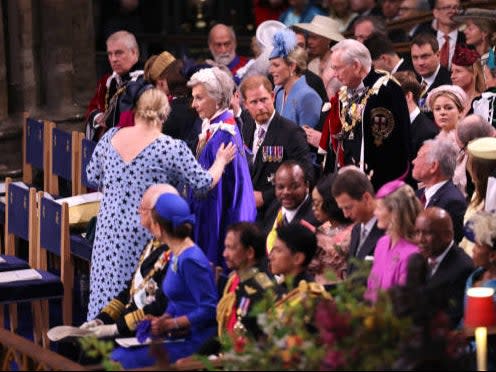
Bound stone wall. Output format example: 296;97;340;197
0;0;96;178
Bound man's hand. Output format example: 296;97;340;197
80;319;103;330
91;324;118;338
254;191;264;208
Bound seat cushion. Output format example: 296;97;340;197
0;270;64;303
0;255;30;272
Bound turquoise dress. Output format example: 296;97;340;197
111;244;218;369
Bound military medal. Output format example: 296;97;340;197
233;297;251;336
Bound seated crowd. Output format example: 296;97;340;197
49;2;496;368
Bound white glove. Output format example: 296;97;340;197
80;319;103;330
91;324;118;338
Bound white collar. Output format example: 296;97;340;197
424;180;448;205
391;58;404;74
423;64;441;87
410;106;420;123
429;241;454;275
282;194;309;223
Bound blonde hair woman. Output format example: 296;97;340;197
365;180;422;303
269;28;322;128
86;88;235;319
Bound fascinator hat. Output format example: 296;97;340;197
257;20;286;50
269;28;298;60
154;193;196;228
376;179;406;199
451;45;480;67
463;210;496;246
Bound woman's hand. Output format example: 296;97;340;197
150;313;172;336
215;142;237;165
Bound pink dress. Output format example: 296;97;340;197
365;235;420;303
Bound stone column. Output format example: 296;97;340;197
6;0;39;114
39;0;75;116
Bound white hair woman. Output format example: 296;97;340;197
187;66;257;270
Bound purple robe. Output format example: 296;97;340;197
189;110;256;269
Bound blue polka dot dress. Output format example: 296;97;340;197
85;128;212;320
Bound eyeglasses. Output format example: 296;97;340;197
435;5;460;12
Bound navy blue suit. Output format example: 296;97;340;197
418;180;467;243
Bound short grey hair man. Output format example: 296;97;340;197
331;39;372;73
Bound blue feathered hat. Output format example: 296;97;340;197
154;193;196;228
269;28;298;60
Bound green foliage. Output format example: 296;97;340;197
79;336;123;371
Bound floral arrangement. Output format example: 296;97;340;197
218;268;470;371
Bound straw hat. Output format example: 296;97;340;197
293;15;344;43
453;8;496;23
256;20;286;49
467;137;496;160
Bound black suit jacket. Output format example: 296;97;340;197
426;244;474;327
347;221;384;276
418;180;467;243
242;112;313;220
410;112;439;157
261;196;319;237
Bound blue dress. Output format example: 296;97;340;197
189;110;257;269
111;244;218;368
86;128;212;319
274;75;322;128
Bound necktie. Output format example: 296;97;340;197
419;191;427;207
428;258;437;277
419;80;428;97
356;225;368;257
253;127;266;156
439;34;450;69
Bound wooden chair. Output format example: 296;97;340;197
47;125;79;197
37;192;74;346
22;113;53;191
75;132;97;195
0;180;64;347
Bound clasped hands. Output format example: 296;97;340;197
146;313;190;339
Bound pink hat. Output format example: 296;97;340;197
376;180;406;199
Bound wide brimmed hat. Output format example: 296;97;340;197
453;8;496;23
467;137;496;160
256;20;286;49
293;15;344;43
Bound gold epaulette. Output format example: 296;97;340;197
124;308;145;331
254;271;274;289
275;280;331;309
101;299;125;321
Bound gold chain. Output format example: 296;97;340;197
338;88;373;133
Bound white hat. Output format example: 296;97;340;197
256;20;286;49
467;137;496;160
293;15;344;43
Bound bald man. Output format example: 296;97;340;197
415;207;473;327
79;184;179;338
208;23;249;84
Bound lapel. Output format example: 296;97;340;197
292;196;312;224
428;245;453;283
348;223;361;258
252;115;279;182
357;223;383;259
426;181;449;207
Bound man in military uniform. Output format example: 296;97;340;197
269;224;330;311
323;39;411;190
85;30;143;141
78;184;177;338
195;222;274;357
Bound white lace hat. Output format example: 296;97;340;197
256;20;286;49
